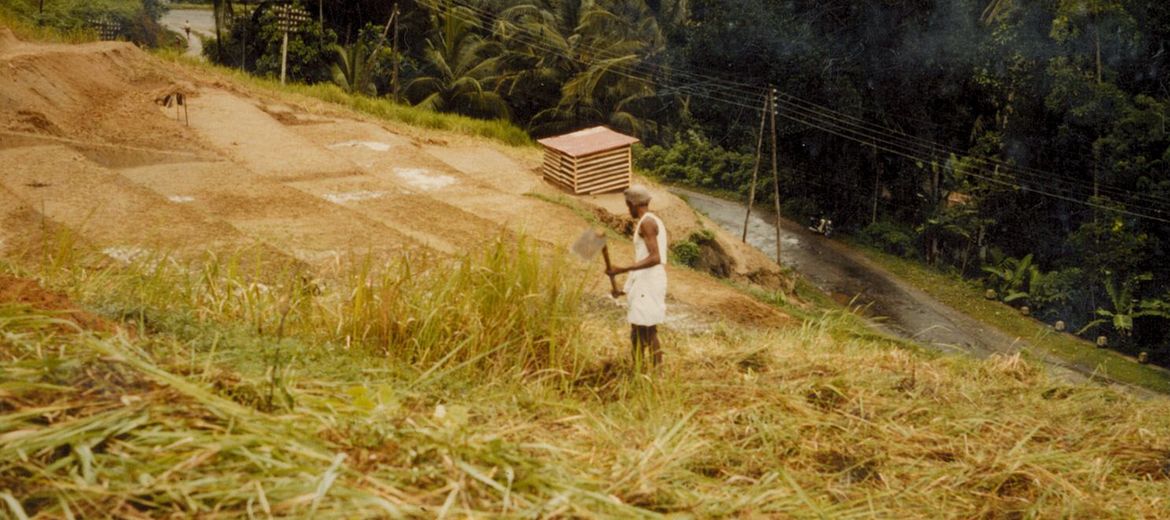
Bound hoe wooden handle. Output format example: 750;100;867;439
601;245;622;297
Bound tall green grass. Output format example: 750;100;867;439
33;236;587;384
0;301;642;518
338;239;585;381
5;238;1170;517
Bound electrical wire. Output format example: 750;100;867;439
436;1;1170;222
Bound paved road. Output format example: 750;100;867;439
160;9;214;59
669;188;1170;395
676;188;1014;356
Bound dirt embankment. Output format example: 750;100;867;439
0;27;795;330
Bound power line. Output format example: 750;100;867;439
442;1;1170;215
436;1;1170;222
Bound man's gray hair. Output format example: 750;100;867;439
624;184;652;205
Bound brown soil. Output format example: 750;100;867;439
0;274;115;333
580;185;789;292
0;28;794;330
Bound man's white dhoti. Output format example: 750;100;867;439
625;212;668;326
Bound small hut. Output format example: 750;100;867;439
537;126;639;195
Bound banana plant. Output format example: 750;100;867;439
982;253;1037;303
1077;273;1169;337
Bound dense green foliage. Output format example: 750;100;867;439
634;133;757;195
3;0;171;46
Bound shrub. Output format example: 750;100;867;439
204;6;338;84
632;131;755;193
671;240;701;267
1030;267;1087;324
3;0;169;47
860;221;916;257
671;230;717;269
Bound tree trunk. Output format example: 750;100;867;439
214;1;225;62
742;92;769;242
1093;21;1102;85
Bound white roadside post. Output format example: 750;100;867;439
276;4;312;85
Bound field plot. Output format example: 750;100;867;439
0;30;788;326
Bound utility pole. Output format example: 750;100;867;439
742;91;770;243
871;140;880;225
391;3;401;102
280;29;289;84
770;88;781;264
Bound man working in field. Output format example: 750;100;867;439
607;185;668;367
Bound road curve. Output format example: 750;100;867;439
672;188;1146;390
160;9;214;59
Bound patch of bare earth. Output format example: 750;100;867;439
0;26;795;329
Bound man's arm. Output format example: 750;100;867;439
607;218;661;276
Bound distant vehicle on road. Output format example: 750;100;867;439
808;216;833;238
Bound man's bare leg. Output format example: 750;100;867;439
631;325;661;368
647;326;662;366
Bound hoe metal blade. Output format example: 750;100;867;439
570;228;606;260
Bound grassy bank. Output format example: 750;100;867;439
152;50;534;147
850;243;1170;395
166;1;214;10
3;240;1170;517
0;5;97;44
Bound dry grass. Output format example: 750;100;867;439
2;240;1170;518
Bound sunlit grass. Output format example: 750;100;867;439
3;237;1170;517
848;242;1170;395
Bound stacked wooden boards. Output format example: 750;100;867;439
537;126;639;195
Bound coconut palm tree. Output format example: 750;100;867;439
328;41;379;96
498;0;670;137
406;2;510;120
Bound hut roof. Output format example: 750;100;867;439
537;126;639;158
